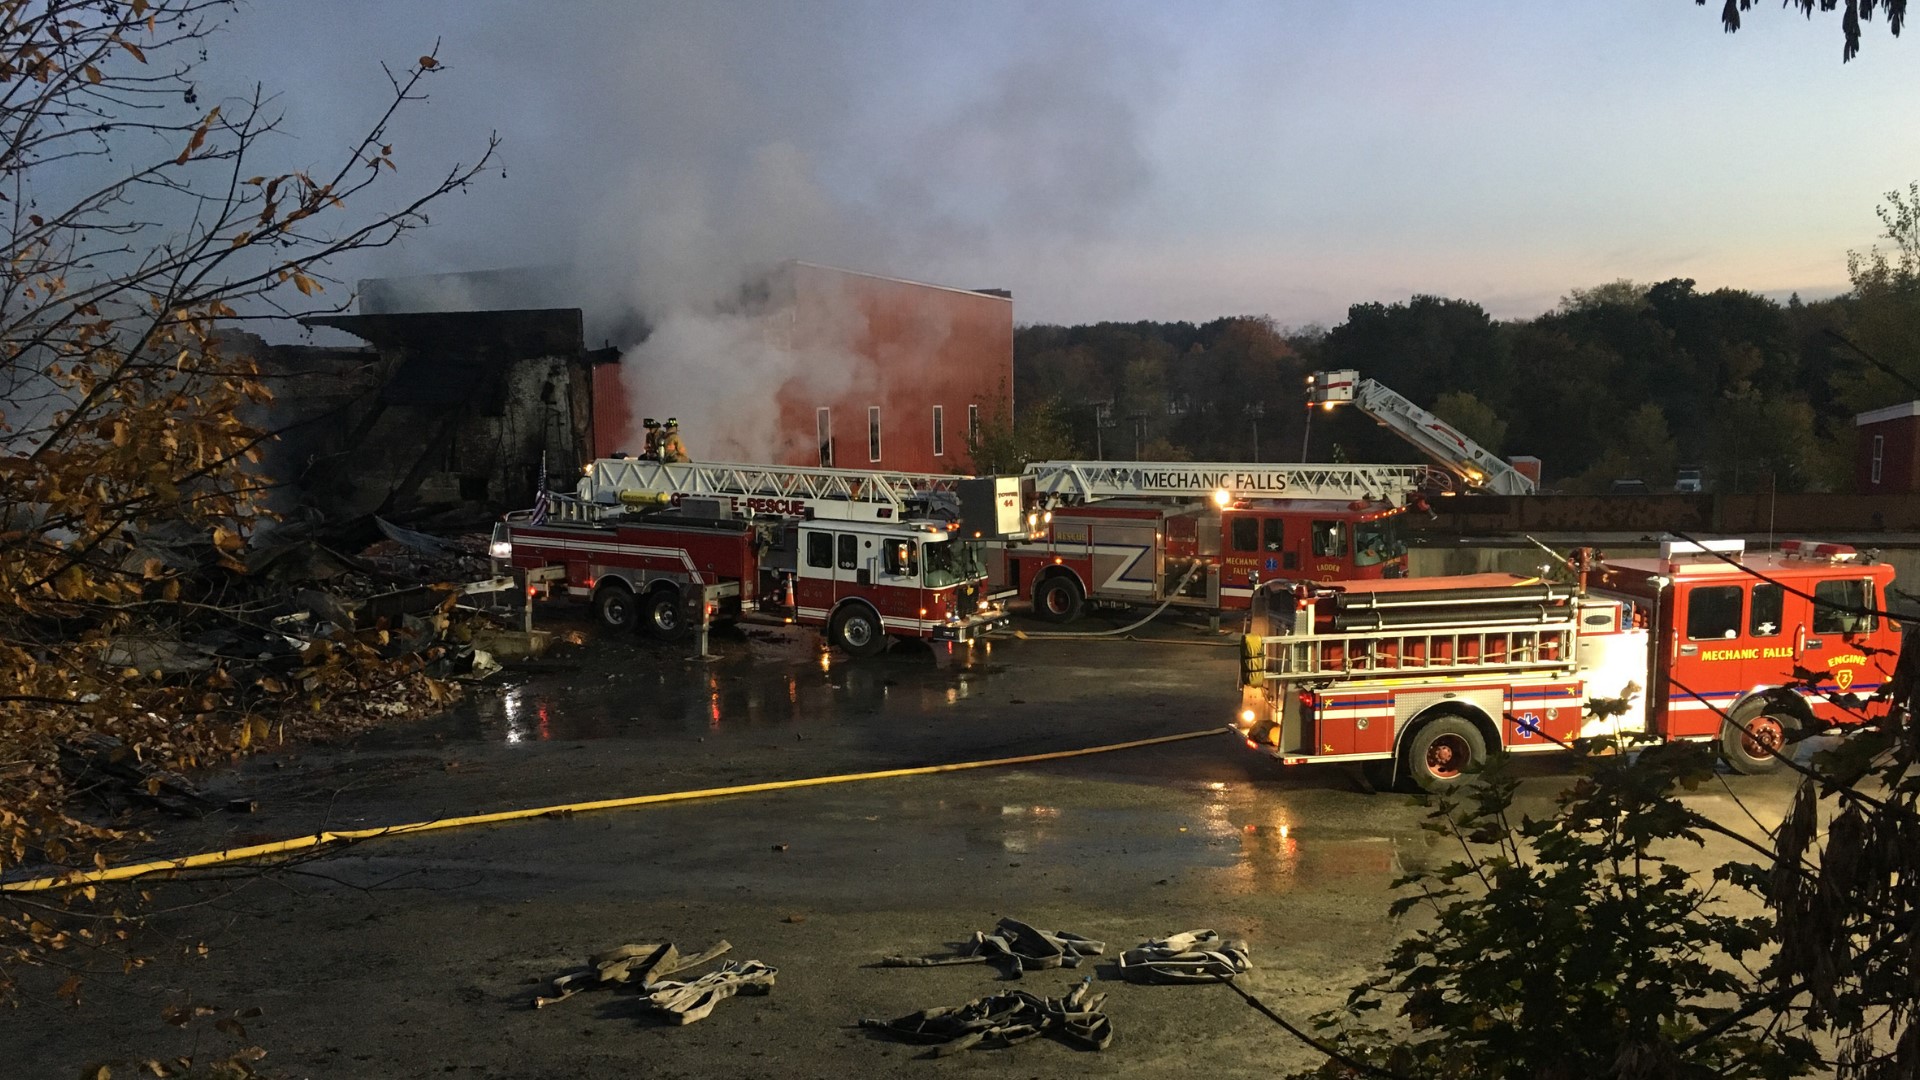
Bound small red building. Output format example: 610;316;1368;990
592;262;1013;474
1855;401;1920;495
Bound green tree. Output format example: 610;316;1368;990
1556;279;1649;314
1573;402;1678;492
1831;183;1920;419
1430;390;1507;456
965;398;1078;474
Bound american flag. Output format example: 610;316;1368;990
530;454;551;525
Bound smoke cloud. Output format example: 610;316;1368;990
201;2;1170;456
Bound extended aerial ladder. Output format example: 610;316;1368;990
1022;460;1436;506
563;457;1033;537
1308;370;1536;496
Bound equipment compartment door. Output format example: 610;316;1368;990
1089;521;1157;600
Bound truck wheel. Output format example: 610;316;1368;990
830;605;889;658
1721;706;1796;775
1033;576;1083;624
1404;715;1487;792
641;587;686;639
591;584;638;632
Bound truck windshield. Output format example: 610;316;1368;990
1352;518;1405;567
922;538;977;588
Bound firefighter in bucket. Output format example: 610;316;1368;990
641;417;662;460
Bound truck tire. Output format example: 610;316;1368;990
1033;575;1083;624
1721;704;1797;775
641;586;686;639
1403;715;1487;792
830;604;889;658
591;583;638;633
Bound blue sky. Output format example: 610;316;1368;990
207;1;1918;329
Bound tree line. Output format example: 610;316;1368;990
1005;187;1920;495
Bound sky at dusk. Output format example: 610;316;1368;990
203;1;1918;330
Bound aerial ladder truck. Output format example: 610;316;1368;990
491;459;1031;656
1307;369;1538;495
994;460;1436;623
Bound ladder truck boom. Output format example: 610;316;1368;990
1309;370;1536;496
1023;460;1435;506
569;457;1034;538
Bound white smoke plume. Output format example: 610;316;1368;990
202;3;1170;455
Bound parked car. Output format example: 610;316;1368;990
1609;478;1651;494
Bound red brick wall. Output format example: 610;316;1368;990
591;262;1013;474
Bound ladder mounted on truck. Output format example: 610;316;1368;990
1022;460;1435;506
1309;370;1537;496
561;458;1046;540
575;458;968;522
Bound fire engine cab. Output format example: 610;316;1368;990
491;459;1030;657
1232;538;1899;791
994;460;1433;624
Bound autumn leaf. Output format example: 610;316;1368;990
82;64;100;84
118;38;146;64
173;106;219;165
418;55;438;68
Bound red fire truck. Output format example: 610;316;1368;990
1231;538;1900;791
994;461;1433;624
491;460;1029;657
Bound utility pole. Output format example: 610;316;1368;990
1300;402;1314;461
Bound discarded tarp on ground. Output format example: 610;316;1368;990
1117;929;1253;984
533;940;776;1025
861;979;1112;1056
879;917;1105;977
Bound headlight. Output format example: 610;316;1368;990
489;540;513;559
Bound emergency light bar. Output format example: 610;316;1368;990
1779;540;1859;563
1658;538;1746;565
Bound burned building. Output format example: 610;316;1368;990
246;308;612;523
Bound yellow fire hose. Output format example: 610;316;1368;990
2;727;1227;894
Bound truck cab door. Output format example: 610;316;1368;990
1801;575;1884;717
1309;519;1349;581
833;531;869;603
794;526;836;616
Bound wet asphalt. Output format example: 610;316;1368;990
5;610;1806;1079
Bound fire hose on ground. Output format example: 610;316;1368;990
0;728;1229;894
1011;564;1233;645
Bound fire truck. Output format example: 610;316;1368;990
1231;538;1900;791
490;459;1031;657
992;460;1434;624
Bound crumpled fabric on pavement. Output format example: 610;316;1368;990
646;959;778;1024
880;917;1106;977
532;939;775;1024
1116;929;1252;984
860;978;1113;1056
